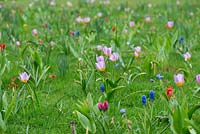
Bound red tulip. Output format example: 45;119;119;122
166;86;173;99
0;44;6;51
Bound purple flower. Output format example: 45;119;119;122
103;46;112;56
156;74;164;79
120;108;126;114
167;21;174;29
183;52;191;61
196;74;200;83
18;72;30;83
96;56;104;62
174;74;184;87
129;21;135;27
32;29;38;36
109;52;119;62
97;45;103;51
95;61;106;72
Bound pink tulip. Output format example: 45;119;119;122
109;52;119;62
96;56;104;62
174;74;184;87
96;61;105;72
103;46;112;56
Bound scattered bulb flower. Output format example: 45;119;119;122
32;29;38;36
96;56;104;62
129;21;135;27
142;95;147;105
100;84;105;92
189;12;194;16
120;108;126;114
103;46;112;56
96;61;106;72
166;86;173;99
0;44;6;51
149;90;155;101
18;72;30;83
183;52;191;61
178;36;184;44
166;21;174;29
134;46;141;58
156;74;164;79
196;74;200;84
66;1;72;7
16;41;20;46
145;17;151;23
109;52;119;62
97;45;103;51
174;74;184;87
98;101;108;111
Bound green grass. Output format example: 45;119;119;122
0;0;200;133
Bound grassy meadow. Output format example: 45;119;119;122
0;0;200;133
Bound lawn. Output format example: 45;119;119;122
0;0;200;134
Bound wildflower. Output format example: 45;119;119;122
189;12;194;16
148;3;152;8
98;101;108;111
156;74;164;79
103;46;112;56
16;41;20;46
32;29;38;36
66;1;72;7
178;37;184;44
76;16;83;23
174;74;184;87
176;0;180;5
166;21;174;29
183;52;191;61
83;17;90;23
97;45;103;51
129;21;135;27
109;52;119;62
50;41;55;47
145;17;151;23
18;72;30;83
149;90;155;101
100;84;105;92
120;108;126;114
134;46;141;58
196;74;200;83
0;44;6;51
96;56;104;62
166;86;173;99
142;95;147;105
96;61;106;72
97;12;102;17
69;30;75;36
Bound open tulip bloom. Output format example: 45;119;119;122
18;72;30;83
174;74;184;87
96;61;106;72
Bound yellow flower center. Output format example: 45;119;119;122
177;82;183;87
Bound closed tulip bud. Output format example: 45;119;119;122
166;86;173;99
